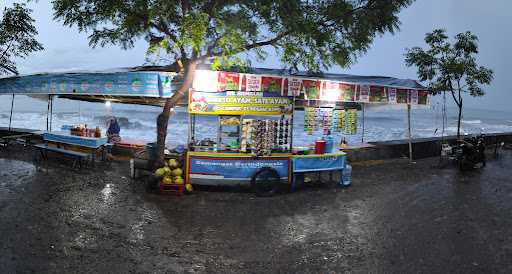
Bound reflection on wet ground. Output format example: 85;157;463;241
1;146;512;273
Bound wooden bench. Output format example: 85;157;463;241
33;144;90;169
0;134;33;147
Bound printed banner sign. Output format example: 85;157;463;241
397;89;409;104
189;70;429;105
388;88;397;104
285;77;302;96
292;155;346;172
303;80;320;100
217;71;241;91
261;76;283;93
370;86;387;103
320;81;342;101
410;89;419;105
0;72;170;97
418;90;429;105
192;70;218;92
189;156;290;185
244;74;262;92
189;90;293;115
341;83;356;102
359;85;370;103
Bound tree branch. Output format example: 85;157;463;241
0;42;13;62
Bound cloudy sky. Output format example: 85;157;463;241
2;0;511;111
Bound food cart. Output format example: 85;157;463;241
184;68;429;195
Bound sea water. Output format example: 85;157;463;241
1;95;511;148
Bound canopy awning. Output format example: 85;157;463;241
0;65;428;106
0;68;177;99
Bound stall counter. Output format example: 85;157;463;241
186;151;292;186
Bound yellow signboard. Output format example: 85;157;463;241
189;90;293;115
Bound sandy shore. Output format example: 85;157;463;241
1;144;512;273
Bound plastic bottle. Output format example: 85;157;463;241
341;164;352;187
324;130;334;153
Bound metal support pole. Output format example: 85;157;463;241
49;95;54;132
8;94;15;131
361;103;365;143
407;103;413;163
46;95;50;131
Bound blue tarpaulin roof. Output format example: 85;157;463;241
0;68;176;97
0;66;426;100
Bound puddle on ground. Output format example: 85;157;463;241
0;158;36;188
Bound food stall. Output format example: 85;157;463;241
0;66;429;194
185;68;429;194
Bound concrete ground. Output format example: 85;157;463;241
1;145;512;273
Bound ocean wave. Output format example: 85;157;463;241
93;115;154;130
462;120;482;124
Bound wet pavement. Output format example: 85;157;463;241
1;145;512;273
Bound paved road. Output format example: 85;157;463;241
1;146;512;273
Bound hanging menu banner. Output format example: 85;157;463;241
388;88;397;104
418;90;429;105
370;86;387;103
320;81;341;101
341;83;356;102
397;89;409;104
190;69;429;105
217;72;241;91
359;85;370;103
189;90;293;115
303;80;320;100
287;77;302;96
261;76;283;93
244;74;262;92
410;89;419;105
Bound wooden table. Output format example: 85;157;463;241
42;131;108;167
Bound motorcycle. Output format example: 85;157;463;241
454;134;486;171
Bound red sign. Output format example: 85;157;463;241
302;80;320;100
261;76;283;93
244;74;261;92
359;85;370;102
341;83;356;101
418;90;429;105
370;86;387;103
217;72;240;91
320;81;341;101
396;89;409;104
284;78;302;96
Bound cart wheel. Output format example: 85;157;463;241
251;167;281;197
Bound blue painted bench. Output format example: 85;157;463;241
33;144;90;169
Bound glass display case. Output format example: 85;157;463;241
218;115;241;152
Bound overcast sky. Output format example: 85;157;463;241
2;0;511;111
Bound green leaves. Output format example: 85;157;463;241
52;0;413;73
176;11;209;54
0;2;43;75
405;29;494;137
405;29;493;97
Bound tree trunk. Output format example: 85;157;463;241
457;103;462;139
153;60;198;169
456;91;463;140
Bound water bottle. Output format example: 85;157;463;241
341;164;352;187
324;130;334;153
325;135;334;153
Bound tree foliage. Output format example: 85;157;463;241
54;0;413;72
52;0;414;166
405;29;493;138
0;2;43;75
